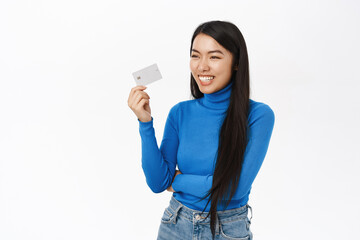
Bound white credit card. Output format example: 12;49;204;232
132;63;162;86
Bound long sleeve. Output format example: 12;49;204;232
138;104;179;193
171;104;275;200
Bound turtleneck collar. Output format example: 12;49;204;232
199;80;233;110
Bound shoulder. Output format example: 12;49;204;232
168;99;198;115
248;99;275;125
165;99;197;129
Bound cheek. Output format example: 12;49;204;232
211;62;225;74
190;61;197;72
217;61;232;75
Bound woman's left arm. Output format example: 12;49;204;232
171;104;275;200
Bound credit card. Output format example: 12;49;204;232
132;63;162;86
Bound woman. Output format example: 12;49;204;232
128;20;275;240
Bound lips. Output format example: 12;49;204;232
199;75;215;81
198;75;214;86
198;75;214;77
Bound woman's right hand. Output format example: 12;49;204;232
128;85;152;122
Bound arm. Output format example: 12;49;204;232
138;104;179;193
172;104;275;200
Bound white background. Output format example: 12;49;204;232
1;0;359;239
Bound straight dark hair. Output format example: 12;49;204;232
189;20;250;239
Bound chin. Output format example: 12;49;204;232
199;87;214;94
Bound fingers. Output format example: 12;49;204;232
136;90;150;102
128;85;150;108
134;93;150;110
137;98;149;111
130;85;148;97
128;85;146;102
166;185;175;192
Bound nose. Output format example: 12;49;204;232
198;58;209;72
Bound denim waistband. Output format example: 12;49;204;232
166;195;253;234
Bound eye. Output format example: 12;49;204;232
191;55;199;58
210;56;220;59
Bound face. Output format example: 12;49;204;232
190;33;236;94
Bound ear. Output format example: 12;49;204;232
234;62;239;71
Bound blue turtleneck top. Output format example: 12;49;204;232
138;80;275;211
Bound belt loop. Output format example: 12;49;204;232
215;213;220;235
171;200;183;224
247;203;253;221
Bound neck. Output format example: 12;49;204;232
200;81;233;110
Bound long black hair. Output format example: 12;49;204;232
189;20;250;239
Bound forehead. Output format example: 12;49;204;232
192;33;228;53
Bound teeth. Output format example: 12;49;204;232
199;76;214;81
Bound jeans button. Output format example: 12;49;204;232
195;215;201;220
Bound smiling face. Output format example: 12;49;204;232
190;33;236;94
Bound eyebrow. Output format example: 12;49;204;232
191;49;224;55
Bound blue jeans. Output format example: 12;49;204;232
157;196;253;240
